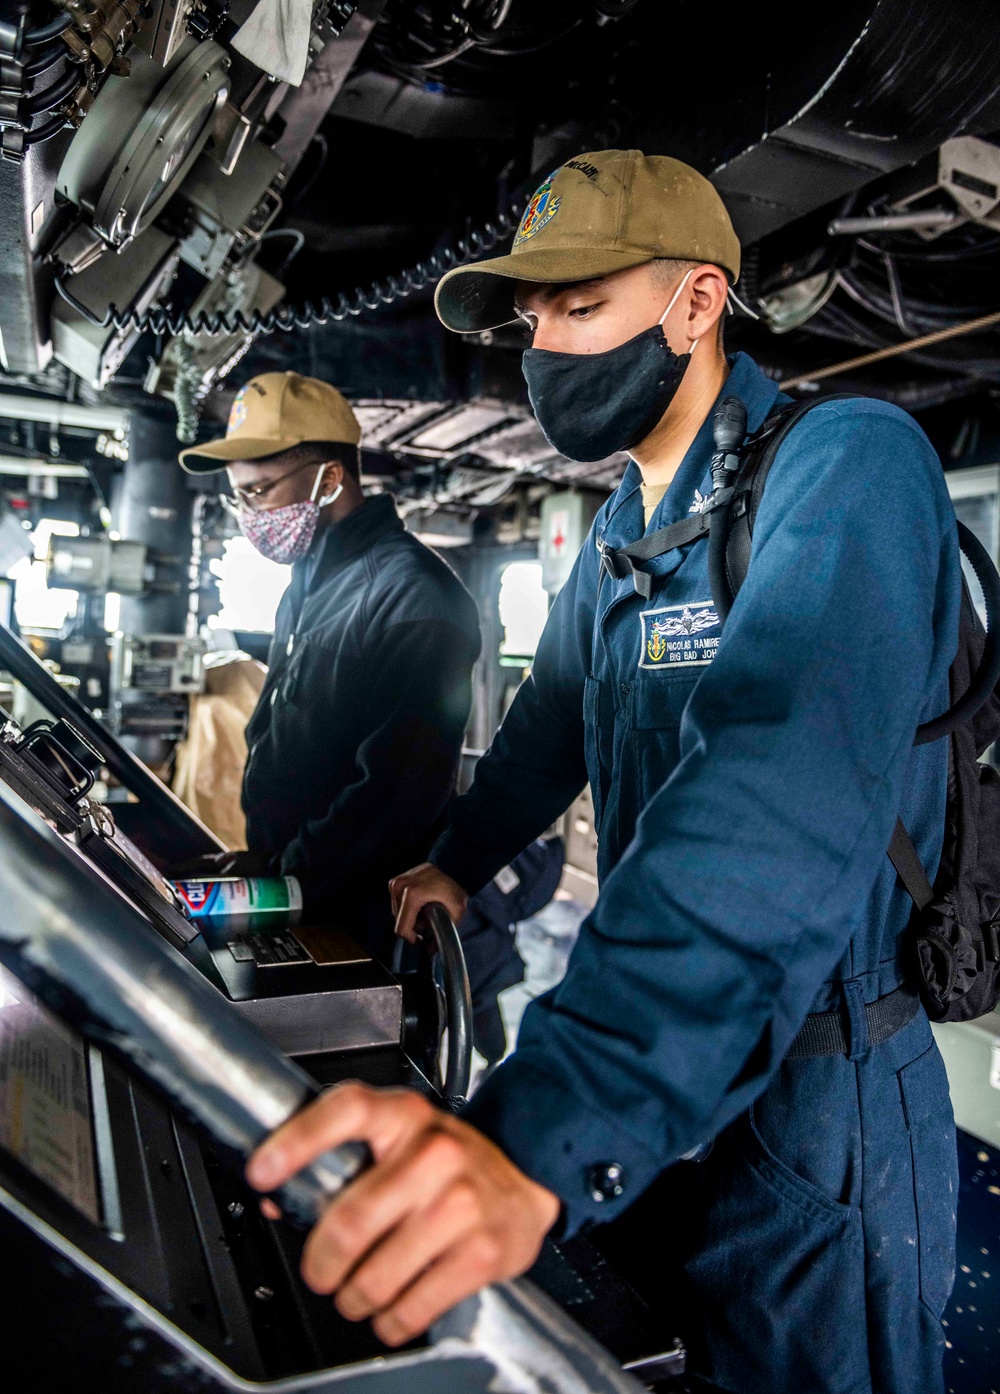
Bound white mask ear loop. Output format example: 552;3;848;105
657;267;700;355
311;463;344;509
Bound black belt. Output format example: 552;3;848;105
787;985;920;1059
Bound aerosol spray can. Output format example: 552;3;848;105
171;876;303;930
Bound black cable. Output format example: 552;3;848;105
808;221;1000;377
24;38;64;77
259;227;305;275
54;191;527;338
415;34;478;67
882;252;913;337
808;297;1000;382
287;132;328;209
460;0;522;43
843;229;1000;336
465;23;583;56
22;111;68;143
24;62;77;114
836;267;994;340
24;12;70;44
856;227;1000;264
373;0;584;79
487;0;513;28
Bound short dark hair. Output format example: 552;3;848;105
293;439;361;479
256;439;361;479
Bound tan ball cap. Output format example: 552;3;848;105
179;371;362;474
435;149;741;334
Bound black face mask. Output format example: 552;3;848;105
521;268;698;463
523;326;691;462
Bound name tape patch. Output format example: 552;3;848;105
640;600;719;670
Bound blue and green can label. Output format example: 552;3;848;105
172;876;303;927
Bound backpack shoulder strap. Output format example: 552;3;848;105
724;393;859;600
887;817;935;911
722;394;1000;745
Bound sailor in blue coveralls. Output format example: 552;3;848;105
246;152;961;1394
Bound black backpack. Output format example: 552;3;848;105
718;396;1000;1023
597;393;1000;1021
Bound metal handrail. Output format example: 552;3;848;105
0;620;223;861
0;778;643;1394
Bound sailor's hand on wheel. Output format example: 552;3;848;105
246;1082;560;1346
389;863;469;944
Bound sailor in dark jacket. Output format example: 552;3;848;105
179;372;481;958
245;157;962;1394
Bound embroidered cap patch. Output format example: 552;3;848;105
227;386;249;435
640;600;719;669
514;169;562;246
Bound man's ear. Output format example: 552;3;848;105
320;460;345;502
689;265;729;342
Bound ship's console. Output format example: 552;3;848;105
0;619;698;1392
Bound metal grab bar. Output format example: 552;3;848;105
0;778;358;1223
0;620;223;861
0;780;644;1394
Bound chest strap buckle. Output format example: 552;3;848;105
598;509;716;599
598;538;628;582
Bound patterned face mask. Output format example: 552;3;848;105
238;465;343;565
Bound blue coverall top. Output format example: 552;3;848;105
432;352;961;1237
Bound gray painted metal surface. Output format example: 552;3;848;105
0;776;647;1393
0;617;223;859
231;984;403;1056
0;1180;646;1394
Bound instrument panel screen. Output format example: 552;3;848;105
0;964;101;1225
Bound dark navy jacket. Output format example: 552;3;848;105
433;353;960;1236
243;494;481;946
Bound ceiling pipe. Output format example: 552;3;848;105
0;393;128;434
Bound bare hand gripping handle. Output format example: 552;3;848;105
0;786;645;1394
0;781;366;1222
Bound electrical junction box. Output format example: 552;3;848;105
50;227;180;387
175;138;284;281
539;490;605;595
145;260;285;406
134;0;197;67
112;633;207;695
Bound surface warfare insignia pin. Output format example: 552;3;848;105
689;489;711;514
640;601;720;670
514;169;561;246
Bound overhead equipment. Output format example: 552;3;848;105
56;38;231;249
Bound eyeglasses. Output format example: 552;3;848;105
222;460;328;514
